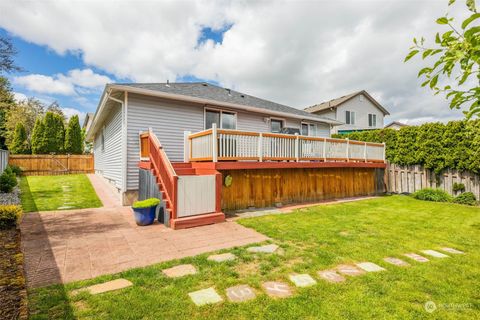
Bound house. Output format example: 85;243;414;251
82;112;94;132
304;90;390;134
86;82;386;229
385;121;408;130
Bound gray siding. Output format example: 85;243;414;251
93;104;123;189
126;93;331;190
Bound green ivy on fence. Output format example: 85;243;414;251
332;119;480;174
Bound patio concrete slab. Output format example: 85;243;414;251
20;204;269;288
75;279;133;295
440;247;465;254
317;270;346;283
162;264;197;278
262;281;293;298
336;264;366;277
384;257;410;267
247;244;279;253
188;287;223;306
421;250;449;258
226;285;256;302
289;274;317;287
404;253;429;263
356;262;386;272
207;253;236;262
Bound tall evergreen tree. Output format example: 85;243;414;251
31;117;46;154
42;112;65;153
9;122;29;154
64;115;83;154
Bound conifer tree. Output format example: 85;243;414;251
31;117;45;154
64;115;83;154
9;122;29;154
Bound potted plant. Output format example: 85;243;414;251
131;198;160;226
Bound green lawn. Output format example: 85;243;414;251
19;174;102;212
28;196;480;319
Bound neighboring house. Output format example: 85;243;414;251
385;121;408;130
82;112;94;132
86;82;387;229
304;90;390;134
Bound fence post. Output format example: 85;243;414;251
67;154;70;174
364;142;367;162
345;138;349;162
258;133;263;162
323;138;327;162
183;131;191;163
382;142;386;163
294;133;299;162
212;123;218;162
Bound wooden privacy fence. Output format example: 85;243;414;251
9;154;94;176
386;163;480;199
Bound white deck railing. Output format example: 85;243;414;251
187;124;385;163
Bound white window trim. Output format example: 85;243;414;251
346;111;355;125
301;121;317;136
269;117;286;133
204;107;237;129
368;114;377;127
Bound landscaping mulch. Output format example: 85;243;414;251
0;227;28;320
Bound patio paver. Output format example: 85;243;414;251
384;257;410;267
20;194;269;288
262;281;293;298
226;285;256;302
74;279;133;295
440;247;465;254
317;270;346;283
162;264;197;278
207;253;236;262
289;274;317;287
421;250;449;258
355;262;386;272
404;253;429;263
336;264;366;277
247;244;279;253
188;287;223;306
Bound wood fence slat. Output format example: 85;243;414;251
8;154;94;176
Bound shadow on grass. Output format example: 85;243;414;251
19;177;38;213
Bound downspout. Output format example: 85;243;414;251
106;93;128;197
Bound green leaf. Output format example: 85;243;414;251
422;49;433;59
421;79;430;87
461;13;480;29
436;17;449;24
430;74;439;88
404;50;419;62
435;33;441;43
464;26;480;39
417;67;431;77
466;0;476;13
448;0;456;5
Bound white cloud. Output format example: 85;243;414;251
13;69;111;96
0;0;473;123
62;107;86;124
12;91;27;102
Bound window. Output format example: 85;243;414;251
345;111;355;125
205;109;237;129
359;95;364;102
301;122;317;136
368;114;377;127
270;119;283;133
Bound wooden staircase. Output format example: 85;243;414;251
139;131;225;229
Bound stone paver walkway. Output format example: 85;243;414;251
21;206;268;288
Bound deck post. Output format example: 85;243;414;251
382;142;386;163
183;131;191;163
346;138;350;162
323;137;327;162
212;123;218;162
294;133;299;162
258;133;263;162
364;141;367;162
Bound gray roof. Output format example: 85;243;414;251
115;82;338;123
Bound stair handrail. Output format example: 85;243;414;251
144;129;178;218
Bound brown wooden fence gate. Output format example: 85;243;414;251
9;154;94;176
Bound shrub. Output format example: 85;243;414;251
7;165;22;176
411;188;452;202
132;198;160;209
453;192;477;206
0;205;22;229
453;182;466;193
0;167;18;193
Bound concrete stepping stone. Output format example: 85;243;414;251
336;264;366;277
404;253;429;263
262;281;293;298
226;285;256;302
162;264;197;278
188;287;222;306
355;262;386;272
317;270;346;283
384;257;410;267
440;247;465;255
74;279;133;295
288;274;317;287
247;244;279;253
207;253;236;262
421;250;449;258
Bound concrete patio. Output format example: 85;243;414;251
20;174;268;288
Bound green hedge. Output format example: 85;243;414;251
333;119;480;174
0;205;23;229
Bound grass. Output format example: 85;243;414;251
19;174;102;212
28;196;480;319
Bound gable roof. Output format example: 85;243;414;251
117;82;341;122
304;90;390;115
385;121;408;128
